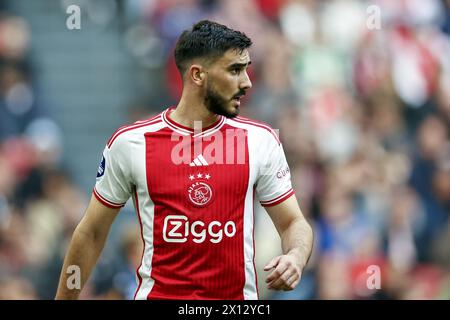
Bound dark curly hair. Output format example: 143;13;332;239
174;20;252;76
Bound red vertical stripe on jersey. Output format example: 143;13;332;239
144;125;249;299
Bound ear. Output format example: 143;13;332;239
189;64;206;86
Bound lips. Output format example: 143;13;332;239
232;91;245;106
232;93;244;101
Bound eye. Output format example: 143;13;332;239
231;68;241;75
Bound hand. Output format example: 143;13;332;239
263;253;303;291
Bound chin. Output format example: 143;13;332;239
226;106;240;118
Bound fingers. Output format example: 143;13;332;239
267;268;292;290
265;260;289;284
268;268;300;290
263;256;281;271
265;255;302;291
281;272;300;291
289;277;301;290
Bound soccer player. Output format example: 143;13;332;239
55;20;313;300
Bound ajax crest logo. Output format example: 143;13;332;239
187;173;213;207
97;155;106;178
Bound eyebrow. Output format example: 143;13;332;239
227;61;252;69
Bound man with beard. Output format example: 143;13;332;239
56;20;313;300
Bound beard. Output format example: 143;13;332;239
204;83;243;119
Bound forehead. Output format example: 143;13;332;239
216;48;251;66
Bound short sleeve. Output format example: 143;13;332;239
93;135;133;208
255;134;294;207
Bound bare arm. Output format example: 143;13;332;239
263;195;313;291
55;195;120;299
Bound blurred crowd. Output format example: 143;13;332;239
0;0;449;299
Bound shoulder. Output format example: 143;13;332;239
227;116;280;145
106;113;164;149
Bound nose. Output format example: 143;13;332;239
240;71;252;90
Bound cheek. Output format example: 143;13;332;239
222;75;239;91
209;73;238;94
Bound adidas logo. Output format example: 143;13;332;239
190;154;209;166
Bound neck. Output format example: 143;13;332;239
170;92;220;129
